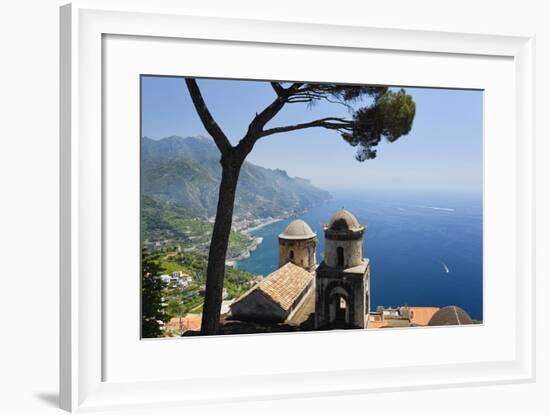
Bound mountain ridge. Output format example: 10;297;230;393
141;135;332;221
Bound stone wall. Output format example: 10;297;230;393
230;289;287;322
315;261;370;329
324;237;363;269
278;236;317;271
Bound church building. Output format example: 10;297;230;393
229;209;371;330
229;219;317;323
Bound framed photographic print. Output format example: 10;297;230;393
140;76;482;338
60;1;535;412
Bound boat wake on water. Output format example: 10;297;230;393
416;205;455;212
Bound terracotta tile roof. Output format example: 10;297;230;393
167;314;202;333
258;262;313;311
401;306;440;326
367;314;411;329
287;289;315;325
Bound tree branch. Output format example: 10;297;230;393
270;82;284;96
236;91;288;154
288;82;304;92
234;82;304;158
242;82;310;140
259;117;352;138
185;78;232;155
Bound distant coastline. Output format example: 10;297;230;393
226;217;283;266
228;199;334;267
227;209;314;267
226;236;263;266
242;217;283;234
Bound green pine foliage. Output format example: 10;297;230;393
141;249;170;338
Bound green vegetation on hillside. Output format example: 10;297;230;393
156;248;255;299
142;195;251;258
141;135;331;220
141;247;255;337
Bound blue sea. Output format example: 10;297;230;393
235;191;483;321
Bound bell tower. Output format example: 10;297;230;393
315;209;370;329
278;219;317;272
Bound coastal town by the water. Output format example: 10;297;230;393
145;208;478;337
144;212;293;264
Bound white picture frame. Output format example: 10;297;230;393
60;1;535;412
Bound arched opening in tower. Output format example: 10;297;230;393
328;287;350;326
336;297;347;321
289;250;294;261
337;247;344;267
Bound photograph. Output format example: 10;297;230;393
140;76;483;338
0;0;542;413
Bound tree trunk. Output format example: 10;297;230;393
200;158;241;335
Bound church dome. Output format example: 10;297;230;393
278;219;316;240
327;209;363;232
428;306;473;326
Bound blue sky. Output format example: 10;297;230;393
141;76;483;193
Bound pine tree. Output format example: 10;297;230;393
185;81;416;334
141;248;169;338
